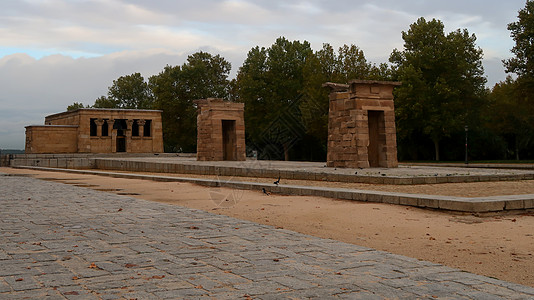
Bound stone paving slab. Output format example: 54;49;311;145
1;172;534;299
14;166;534;213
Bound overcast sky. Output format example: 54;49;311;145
0;0;526;149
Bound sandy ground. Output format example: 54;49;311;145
2;167;534;288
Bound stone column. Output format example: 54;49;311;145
104;119;113;137
109;119;116;153
94;119;104;137
126;119;134;152
137;119;146;137
105;119;114;152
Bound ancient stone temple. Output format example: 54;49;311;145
195;98;246;161
25;109;163;154
324;80;401;168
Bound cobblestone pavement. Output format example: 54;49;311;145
1;173;534;299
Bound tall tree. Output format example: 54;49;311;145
390;17;486;160
107;73;153;109
488;76;534;160
93;96;118;108
149;52;232;152
495;0;534;160
504;0;534;77
66;102;87;111
299;43;392;159
180;52;231;99
236;37;313;160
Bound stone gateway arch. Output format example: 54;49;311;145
324;80;401;168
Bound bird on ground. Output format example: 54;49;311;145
274;176;280;185
262;188;270;196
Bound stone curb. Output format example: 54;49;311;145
14;166;534;213
5;155;534;185
91;158;534;185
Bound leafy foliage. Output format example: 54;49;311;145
107;73;153;109
93;96;118;108
66;102;87;111
235;37;313;160
504;0;534;77
299;43;392;160
487;77;534;159
236;38;391;161
77;14;534;161
390;17;486;160
149;52;232;152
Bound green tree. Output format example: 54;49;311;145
180;52;231;99
149;52;232;152
107;73;153;109
390;17;486;161
66;102;87;111
237;39;391;161
92;96;118;108
504;0;534;77
236;37;313;160
299;43;392;159
497;1;534;160
488;77;534;160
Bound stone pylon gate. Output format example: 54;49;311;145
195;98;246;161
324;80;401;168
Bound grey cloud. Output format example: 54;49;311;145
0;51;190;149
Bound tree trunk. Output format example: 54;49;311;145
433;138;440;161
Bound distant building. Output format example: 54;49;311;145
25;109;163;154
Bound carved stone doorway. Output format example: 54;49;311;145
367;110;385;167
222;120;237;161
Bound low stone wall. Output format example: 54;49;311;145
2;153;187;169
0;154;11;167
4;154;95;169
92;158;534;185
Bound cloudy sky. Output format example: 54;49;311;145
0;0;526;149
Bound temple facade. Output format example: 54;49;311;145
25;109;163;154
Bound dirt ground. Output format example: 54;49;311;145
2;167;534;288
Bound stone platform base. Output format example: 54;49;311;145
91;157;534;185
4;154;534;185
14;166;534;213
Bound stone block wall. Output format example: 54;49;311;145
26;108;164;154
25;125;78;154
196;98;246;161
325;80;400;168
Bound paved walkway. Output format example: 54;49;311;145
1;173;534;299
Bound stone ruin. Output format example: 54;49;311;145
324;80;401;168
195;98;246;161
25;108;164;154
